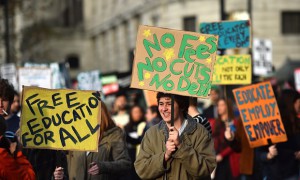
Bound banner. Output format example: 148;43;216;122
253;38;272;76
18;68;52;92
200;20;251;49
77;70;102;91
131;25;219;98
20;86;101;151
233;81;287;148
101;75;119;95
212;55;251;84
50;63;67;89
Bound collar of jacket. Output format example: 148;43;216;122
157;115;197;141
99;126;121;145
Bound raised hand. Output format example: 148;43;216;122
267;145;278;159
53;167;64;180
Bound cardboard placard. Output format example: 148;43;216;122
131;25;219;98
212;55;251;85
200;20;251;49
20;86;101;151
233;81;287;148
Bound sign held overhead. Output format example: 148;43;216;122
200;20;251;49
233;81;287;148
131;25;219;98
212;54;252;85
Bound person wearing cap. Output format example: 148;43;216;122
134;93;216;179
0;115;35;179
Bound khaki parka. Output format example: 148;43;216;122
76;126;131;180
134;116;216;180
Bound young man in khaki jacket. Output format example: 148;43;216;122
134;92;216;179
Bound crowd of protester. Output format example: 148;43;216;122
0;77;300;179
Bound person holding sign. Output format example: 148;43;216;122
134;92;216;179
257;89;300;180
22;148;69;180
224;116;263;180
75;101;131;180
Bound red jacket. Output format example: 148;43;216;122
0;148;35;180
209;118;240;178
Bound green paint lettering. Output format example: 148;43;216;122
137;57;154;81
196;44;210;59
161;33;175;48
170;59;184;75
184;48;196;63
153;57;167;72
178;34;198;58
143;34;161;58
197;82;211;96
197;66;211;84
188;82;199;95
183;63;194;78
162;79;174;91
206;36;218;53
150;74;171;89
177;76;190;91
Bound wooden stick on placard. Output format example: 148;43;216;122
171;94;175;127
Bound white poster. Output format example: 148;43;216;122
253;38;272;76
77;70;102;91
50;63;66;89
0;63;18;91
18;68;52;92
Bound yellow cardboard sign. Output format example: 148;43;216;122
212;55;252;85
130;25;219;98
233;81;287;148
20;86;101;151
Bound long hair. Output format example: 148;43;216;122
99;101;116;143
278;89;300;135
214;98;235;136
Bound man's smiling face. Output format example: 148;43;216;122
158;97;179;123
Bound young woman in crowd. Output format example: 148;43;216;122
210;98;240;180
124;105;145;180
75;101;131;180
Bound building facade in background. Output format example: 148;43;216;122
0;0;299;78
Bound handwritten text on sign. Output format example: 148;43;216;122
130;25;219;98
21;86;101;151
233;81;287;148
200;20;251;49
212;55;251;85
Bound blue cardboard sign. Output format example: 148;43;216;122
200;20;251;49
